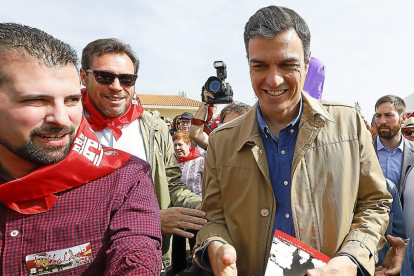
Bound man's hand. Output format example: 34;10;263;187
307;256;357;276
203;89;214;102
208;241;237;276
160;207;207;238
375;235;407;276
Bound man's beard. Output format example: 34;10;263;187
0;126;76;166
376;124;400;140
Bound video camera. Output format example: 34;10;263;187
203;61;233;104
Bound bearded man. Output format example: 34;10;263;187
374;95;414;197
0;23;162;275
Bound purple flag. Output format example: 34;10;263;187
303;57;325;99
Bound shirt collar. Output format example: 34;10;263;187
257;97;303;135
376;135;404;152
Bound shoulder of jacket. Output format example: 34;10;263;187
140;110;156;124
319;100;354;109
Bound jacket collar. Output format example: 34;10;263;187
237;92;335;151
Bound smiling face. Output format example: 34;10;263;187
0;52;82;175
248;29;309;122
81;52;135;118
375;102;402;140
173;138;191;158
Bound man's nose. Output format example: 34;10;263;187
378;116;387;125
44;105;71;127
266;67;284;87
109;77;123;91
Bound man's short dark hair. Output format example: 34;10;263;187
244;6;311;62
375;95;406;115
0;23;78;84
81;38;140;73
220;102;251;123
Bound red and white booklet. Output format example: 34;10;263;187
265;230;330;276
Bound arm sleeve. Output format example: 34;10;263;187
193;134;233;270
104;162;162;276
388;182;407;239
336;111;392;276
189;104;211;150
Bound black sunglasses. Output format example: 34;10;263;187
404;130;414;136
85;69;137;87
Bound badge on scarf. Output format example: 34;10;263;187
25;242;93;275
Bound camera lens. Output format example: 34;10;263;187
209;80;221;93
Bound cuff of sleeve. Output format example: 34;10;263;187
338;254;369;276
199;240;226;271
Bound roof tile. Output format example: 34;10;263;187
137;94;202;107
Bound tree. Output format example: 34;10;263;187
355;101;365;120
178;90;186;97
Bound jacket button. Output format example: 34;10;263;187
260;208;269;217
10;230;19;237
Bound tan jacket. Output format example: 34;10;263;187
195;93;391;276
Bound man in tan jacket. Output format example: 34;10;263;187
194;6;392;276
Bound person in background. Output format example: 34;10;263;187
165;117;172;130
374;95;414;199
370;114;378;139
402;117;414;142
170;115;180;136
376;178;406;265
178;112;194;132
190;90;251;150
173;131;204;197
169;131;205;275
374;235;408;276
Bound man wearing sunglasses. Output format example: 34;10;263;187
402;117;414;142
374;95;414;198
80;38;206;272
0;23;162;275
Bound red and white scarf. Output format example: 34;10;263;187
177;147;202;163
0;117;132;215
81;88;144;140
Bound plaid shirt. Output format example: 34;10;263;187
0;156;162;275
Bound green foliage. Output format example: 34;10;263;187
178;90;186;97
354;101;365;120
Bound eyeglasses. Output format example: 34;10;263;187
85;69;137;87
403;130;414;136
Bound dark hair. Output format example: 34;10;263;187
244;6;311;62
81;38;139;73
172;115;181;130
0;23;78;84
220;102;251;123
172;131;191;144
375;95;406;115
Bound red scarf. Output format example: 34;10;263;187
81;88;144;140
177;147;202;163
0;117;132;215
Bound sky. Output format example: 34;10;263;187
2;0;414;119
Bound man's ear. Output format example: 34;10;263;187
80;68;87;86
304;52;311;73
